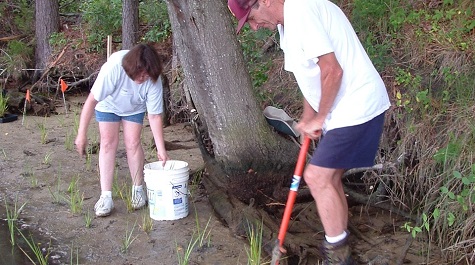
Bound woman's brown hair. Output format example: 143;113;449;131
122;43;163;83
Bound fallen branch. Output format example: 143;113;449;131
30;44;70;93
0;34;26;42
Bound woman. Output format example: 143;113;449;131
75;43;169;217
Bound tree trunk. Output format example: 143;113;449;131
122;0;139;49
165;0;298;176
34;0;59;81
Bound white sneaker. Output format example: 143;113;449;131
94;195;114;217
132;188;147;210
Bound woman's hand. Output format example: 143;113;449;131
75;133;88;157
156;149;170;167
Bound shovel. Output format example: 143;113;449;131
271;136;311;265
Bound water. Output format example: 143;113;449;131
0;219;31;265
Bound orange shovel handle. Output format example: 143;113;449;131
277;136;311;246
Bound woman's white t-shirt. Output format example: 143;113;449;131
279;0;390;132
91;50;164;116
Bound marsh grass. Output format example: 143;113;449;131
194;215;212;249
37;116;48;144
189;167;204;196
65;129;75;151
84;209;93;228
48;174;64;205
176;213;213;265
121;220;139;254
140;206;153;233
23;166;39;188
17;228;51;265
245;220;265;265
70;241;79;264
112;167;123;198
85;148;92;171
42;151;53;165
73;111;80;134
176;237;197;265
4;196;27;246
67;174;84;214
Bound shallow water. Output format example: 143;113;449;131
0;219;30;265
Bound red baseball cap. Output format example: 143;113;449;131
228;0;257;33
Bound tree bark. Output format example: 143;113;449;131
34;0;59;81
122;0;139;49
165;0;298;176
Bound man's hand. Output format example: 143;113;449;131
296;120;322;140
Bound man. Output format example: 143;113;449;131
228;0;390;264
75;43;169;217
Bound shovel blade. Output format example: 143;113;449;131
270;239;284;265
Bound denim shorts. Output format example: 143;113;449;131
95;110;145;124
310;112;386;169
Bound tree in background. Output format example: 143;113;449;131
34;0;59;81
166;0;298;175
122;0;139;49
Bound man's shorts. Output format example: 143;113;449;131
95;110;145;125
310;112;386;169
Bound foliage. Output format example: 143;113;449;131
139;0;171;43
0;40;32;80
10;0;34;34
80;0;122;52
49;32;68;53
340;0;475;262
237;27;274;102
59;0;80;14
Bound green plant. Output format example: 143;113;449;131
176;237;197;265
69;241;80;265
65;129;75;151
37;117;48;144
5;196;27;246
176;215;213;265
84;209;93;228
121;220;139;254
440;170;475;214
189;167;204;196
17;229;51;265
43;151;53;165
0;91;8;117
140;206;153;233
245;220;265;265
85;148;93;171
48;174;64;205
22;165;38;188
49;32;67;53
67;174;84;214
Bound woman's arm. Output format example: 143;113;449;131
148;113;169;165
75;93;98;156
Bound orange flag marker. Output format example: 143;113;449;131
26;89;31;103
60;79;68;93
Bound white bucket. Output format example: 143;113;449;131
144;160;190;221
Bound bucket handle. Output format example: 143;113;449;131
170;180;191;196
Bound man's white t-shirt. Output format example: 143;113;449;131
91;50;164;116
279;0;390;132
